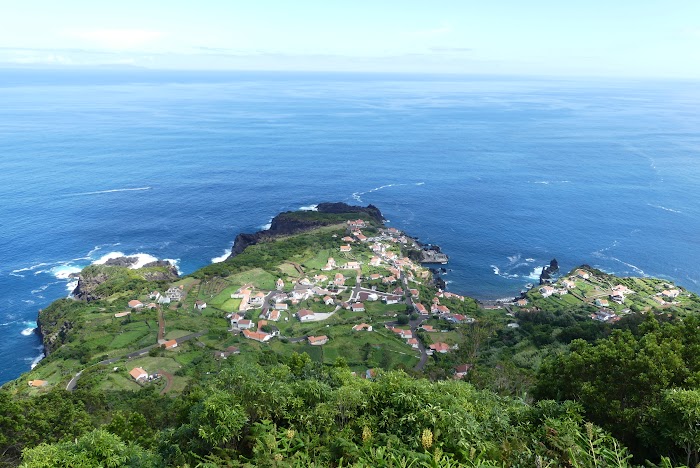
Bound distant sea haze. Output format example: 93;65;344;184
0;69;698;384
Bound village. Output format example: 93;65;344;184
511;265;692;325
115;219;478;386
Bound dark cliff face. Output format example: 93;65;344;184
228;202;384;259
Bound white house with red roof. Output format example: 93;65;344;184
351;302;365;312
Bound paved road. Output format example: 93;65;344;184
65;330;208;391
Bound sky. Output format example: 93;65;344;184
1;0;699;77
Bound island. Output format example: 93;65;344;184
2;203;700;467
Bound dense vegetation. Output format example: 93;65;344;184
3;356;637;467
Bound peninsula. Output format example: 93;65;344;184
3;203;700;467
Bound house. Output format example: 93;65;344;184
351;302;365;312
369;273;383;281
322;258;337;271
352;323;373;332
382;276;397;284
274;302;288;310
454;364;473;379
231;288;251;299
28;379;48;387
383;295;401;305
576;269;590;280
165;287;184;301
314;274;328;283
437;305;450;314
323;295;335;306
344;261;361;269
146;303;157;309
393;287;404;296
245;292;263;306
355;233;368;242
157;296;171;305
237;319;255;330
347;219;366;229
421;324;435;332
409;289;419;298
129;368;148;381
340;245;352;252
369;256;382;266
128;300;143;309
407;338;419;349
516;298;528;307
662;289;680;298
296;309;315;322
194;300;207;311
562;279;576;289
308;335;328;346
610;292;625;304
392;328;412;339
342;236;355;243
149;291;161;300
114;311;131;318
385;252;397;261
214;346;240;359
268;310;281;321
358;292;379;302
414;303;428;315
595;298;609;307
163;339;178;350
429;342;450;353
539;286;555;298
592;309;617;322
275;278;284;290
334;273;346;286
243;329;271;342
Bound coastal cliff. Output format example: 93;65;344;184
72;258;178;301
228;202;383;258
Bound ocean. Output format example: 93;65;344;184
1;69;699;384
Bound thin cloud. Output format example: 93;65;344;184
429;47;473;53
65;29;163;49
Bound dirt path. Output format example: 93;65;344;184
157;308;165;343
158;370;174;395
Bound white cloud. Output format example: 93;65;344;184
65;29;163;50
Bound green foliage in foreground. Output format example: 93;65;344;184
537;314;700;465
3;357;640;468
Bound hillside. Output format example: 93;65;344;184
1;204;699;467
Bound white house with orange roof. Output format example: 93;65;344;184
276;278;284;290
322;258;337;271
340;245;352;252
128;300;143;309
352;323;373;332
308;335;328;345
351;302;365;312
323;295;334;306
129;367;148;381
430;342;450;354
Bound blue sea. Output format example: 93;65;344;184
1;69;699;384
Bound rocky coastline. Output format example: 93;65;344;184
228;202;384;258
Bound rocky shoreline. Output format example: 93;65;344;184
227;202;384;258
